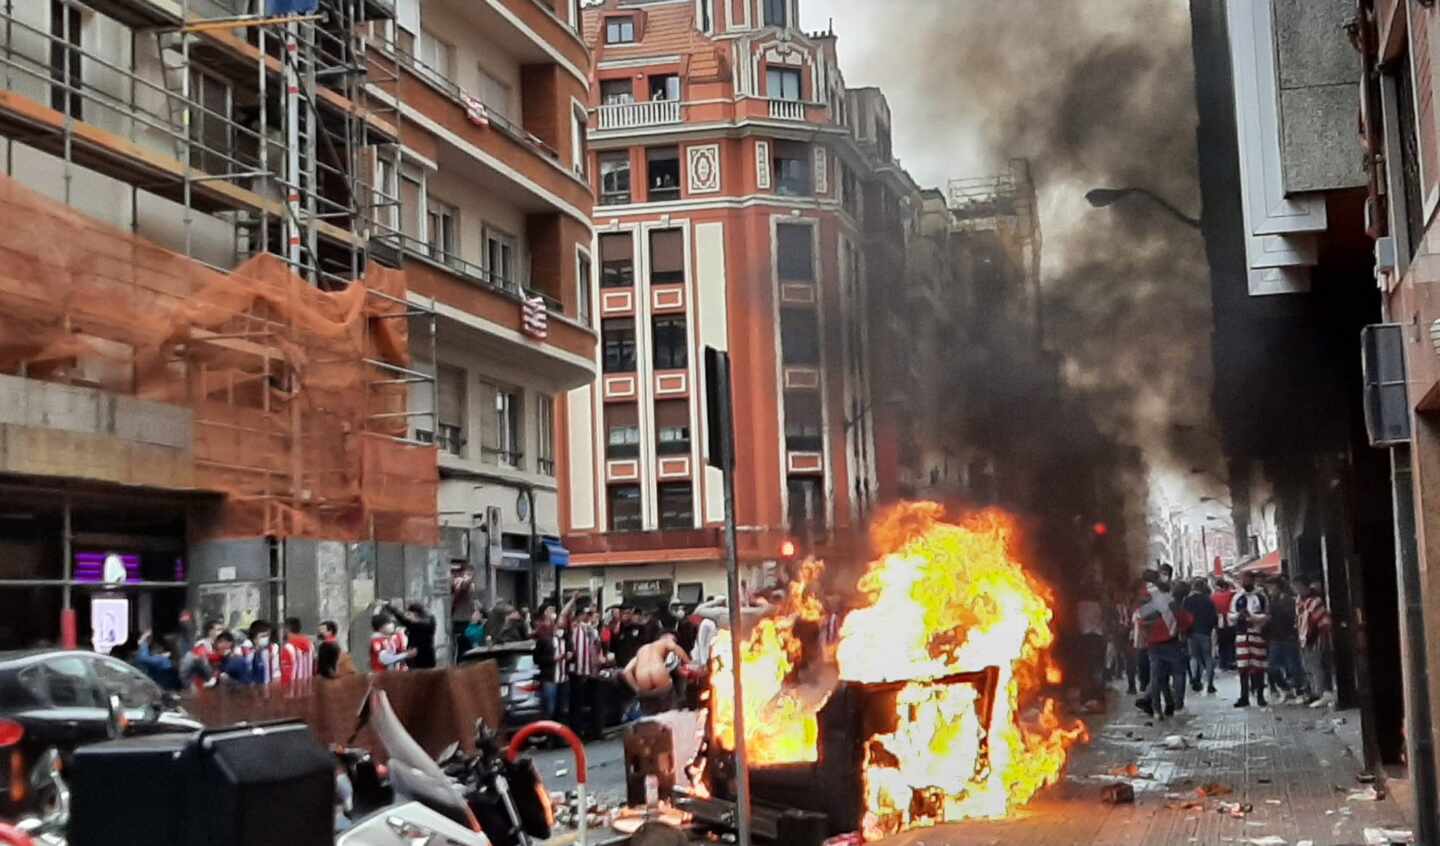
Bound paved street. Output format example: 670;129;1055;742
876;676;1414;846
525;671;1414;846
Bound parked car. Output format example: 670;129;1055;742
458;641;543;727
0;649;201;820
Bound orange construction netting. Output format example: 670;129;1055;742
0;172;437;546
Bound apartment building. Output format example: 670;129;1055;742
557;0;903;605
0;0;596;654
377;0;597;610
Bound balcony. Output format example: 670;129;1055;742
567;526;722;555
596;100;683;131
767;99;807;121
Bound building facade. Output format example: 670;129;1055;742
0;0;596;657
1193;0;1427;833
559;0;897;604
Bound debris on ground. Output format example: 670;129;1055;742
1263;799;1282;805
1356;772;1378;784
1245;837;1286;846
1107;763;1143;778
1217;801;1254;817
1101;783;1135;804
1197;783;1234;797
1347;786;1383;802
1362;828;1415;845
1163;735;1190;750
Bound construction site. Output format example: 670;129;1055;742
0;0;445;656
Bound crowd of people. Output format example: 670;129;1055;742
464;596;723;742
110;600;441;692
1089;565;1335;722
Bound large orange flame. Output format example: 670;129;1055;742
841;504;1087;836
705;502;1086;839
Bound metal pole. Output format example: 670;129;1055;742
714;352;752;846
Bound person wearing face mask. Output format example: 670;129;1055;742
369;613;415;672
244;620;282;685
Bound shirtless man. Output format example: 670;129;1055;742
620;632;691;714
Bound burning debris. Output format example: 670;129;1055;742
704;502;1088;841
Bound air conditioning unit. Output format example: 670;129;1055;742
1361;323;1411;446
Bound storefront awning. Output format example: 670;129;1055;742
542;539;570;567
1237;549;1282;574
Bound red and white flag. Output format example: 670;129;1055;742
522;295;548;340
461;92;490;128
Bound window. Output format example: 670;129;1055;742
571;106;588;178
658;483;694;529
485;228;516;289
477;66;513;121
606;404;640;458
427;198;459;267
188;69;231;173
650;74;681;102
784;391;823;452
774;141;811;196
653;316;688;370
436;364;467;456
49;0;82;119
93;657;160;710
787;476;825;536
605;16;636;44
766;67;802;101
600;152;632;205
776;223;814;281
764;0;787;27
21;656;100;708
493;388;522;468
656;400;691;455
650;229;684;284
600;233;635;287
1395;54;1425;261
781;309;820;365
647;147;681;201
399;163;424;244
417;29;453;81
603;318;637;372
699;0;712;32
537;394;555;475
577;251;593;326
375;155;399;232
601;79;635;105
609;485;643;531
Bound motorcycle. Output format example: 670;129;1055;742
6;748;67;846
336;690;558;846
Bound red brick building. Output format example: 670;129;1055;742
558;0;916;603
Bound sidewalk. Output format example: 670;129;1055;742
877;675;1415;846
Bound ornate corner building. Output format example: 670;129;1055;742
557;0;921;604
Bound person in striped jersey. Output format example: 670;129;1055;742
1230;572;1271;708
243;619;282;686
281;616;317;688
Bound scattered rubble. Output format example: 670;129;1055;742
1197;783;1233;797
1102;783;1136;804
1362;828;1415;845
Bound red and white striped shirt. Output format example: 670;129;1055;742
569;622;601;677
281;634;316;685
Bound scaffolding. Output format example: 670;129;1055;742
0;0;439;546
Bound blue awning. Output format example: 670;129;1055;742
542;539;570;567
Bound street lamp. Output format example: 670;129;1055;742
1085;186;1203;230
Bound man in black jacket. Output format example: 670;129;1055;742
1183;579;1219;694
388;602;438;669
